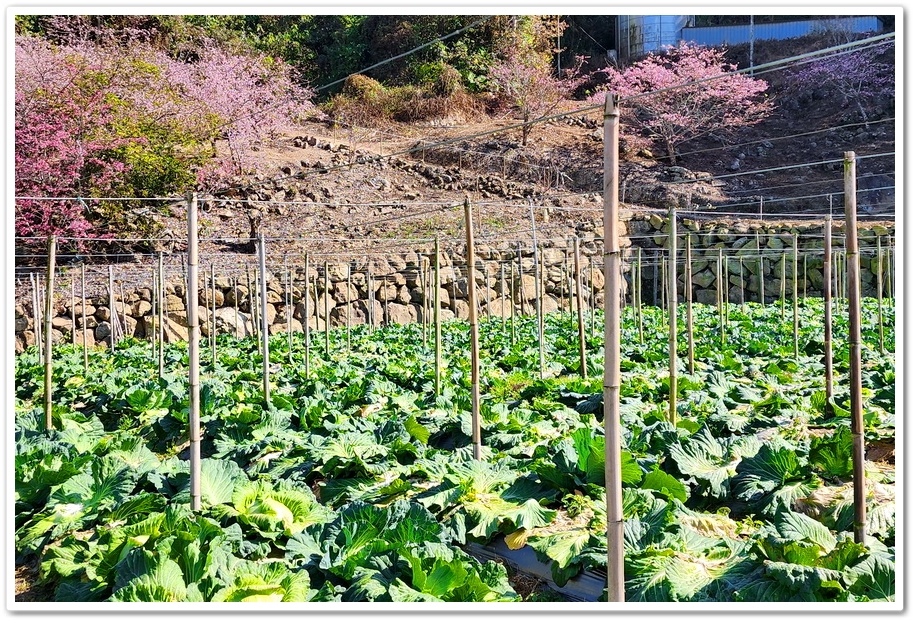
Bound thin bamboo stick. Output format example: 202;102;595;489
574;237;587;378
435;236;442;395
667;206;678;425
108;266;117;352
81;263;89;373
70;277;76;346
793;233;799;359
717;249;724;346
844;150;866;545
876;234;884;354
464;198;482;460
347;262;352;350
324;261;331;354
33;274;42;364
509;261;517;345
257;233;271;404
304;253;311;377
685;232;695;375
210;263;217;368
635;249;643;344
43;235;57;431
233;276;240;340
187;192;201;512
824;215;834;413
158;253;164;376
529;204;545;378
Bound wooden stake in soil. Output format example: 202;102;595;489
723;254;730;333
500;262;507;334
150;267;157;359
285;263;293;364
464;198;482;460
304;253;311;378
780;252;787;322
210;263;217;369
636;248;643;344
186;192;201;512
232;276;240;340
685;232;695;375
717;249;724;346
876;234;885;354
844;151;867;545
81;263;89;373
43;235;57;431
32;274;42;365
108;266;117;352
529;204;545;378
509;261;517;345
257;233;271;404
324;261;331;355
347;262;353;351
158;253;164;377
793;234;799;359
434;236;442;395
602;93;625;603
824;215;834;412
517;243;526;317
70;277;76;346
667;205;678;426
574;237;587;378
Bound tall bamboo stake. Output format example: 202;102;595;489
108;266;117;352
347;263;353;350
257;233;270;404
667;205;678;425
509;262;517;345
876;234;884;354
717;249;724;346
635;249;643;344
824;215;834;412
434;237;442;395
233;276;240;340
81;263;88;373
484;264;491;319
574;237;587;378
32;274;42;364
780;252;787;322
757;231;765;305
43;235;57;431
517;243;525;317
738;257;745;307
186;192;201;512
602;93;625;603
158;253;164;377
591;255;598;338
285;264;293;364
324;261;331;355
464;198;482;460
660;248;666;310
500;262;506;334
685;232;695;375
210;263;217;368
529;204;545;378
150;267;157;358
304;253;311;377
803;252;808;300
247;264;259;344
844;151;867;544
70;277;76;346
793;234;799;359
723;254;730;331
367;266;374;328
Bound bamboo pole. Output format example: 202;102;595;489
108;266;117;352
517;244;525;317
653;248;659;307
187;192;201;512
118;279;128;343
660;248;666;310
304;253;311;377
233;276;240;340
420;258;428;347
723;254;730;332
285;263;293;364
824;215;834;412
464;198;482;460
324;261;331;355
738;257;745;307
717;249;724;346
43;235;57;431
150;266;156;359
667;205;678;425
509;261;517;345
500;262;506;334
793;234;799;359
591;255;598;339
434;237;442;395
876;234;884;354
485;264;491;319
257;233;270;404
685;232;695;375
574;237;587;378
367;266;374;328
247;264;259;345
602;93;625;603
529;204;545;378
635;248;643;344
347;262;352;351
70;277;76;346
844;151;867;545
158;253;164;377
757;230;765;305
780;252;787;322
81;263;88;373
210;263;217;368
803;252;808;299
32;274;42;364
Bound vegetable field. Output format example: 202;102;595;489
14;297;896;603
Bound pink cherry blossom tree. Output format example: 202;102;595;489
488;45;586;146
594;42;774;164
